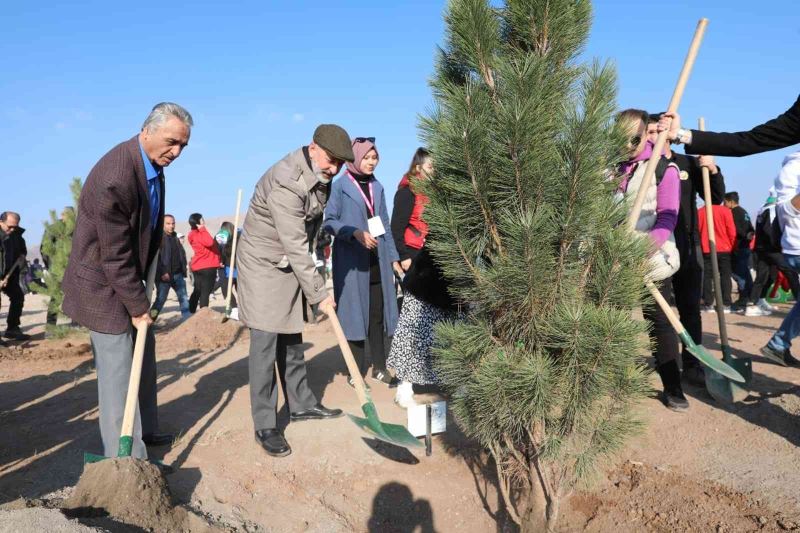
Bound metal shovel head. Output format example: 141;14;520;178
679;332;745;383
723;345;752;384
706;345;752;404
347;401;423;449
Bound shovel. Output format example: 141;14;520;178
222;189;243;323
697;117;752;402
625;18;743;383
85;255;162;463
327;310;422;449
0;256;25;289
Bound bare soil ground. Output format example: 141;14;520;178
1;291;799;532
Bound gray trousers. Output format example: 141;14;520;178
90;326;158;459
249;330;317;430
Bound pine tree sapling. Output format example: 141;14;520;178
32;177;81;330
420;1;653;530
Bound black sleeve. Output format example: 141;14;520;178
390;187;415;262
19;236;27;258
686;94;800;157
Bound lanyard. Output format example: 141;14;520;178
347;172;375;217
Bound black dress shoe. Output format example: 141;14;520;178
4;329;30;341
142;433;174;447
661;389;689;412
255;429;291;457
290;404;344;421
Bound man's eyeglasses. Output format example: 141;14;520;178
354;137;375;143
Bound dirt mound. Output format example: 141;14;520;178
0;339;91;362
564;461;799;532
64;458;187;531
164;308;243;351
0;507;101;532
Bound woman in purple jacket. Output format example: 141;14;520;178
616;109;687;412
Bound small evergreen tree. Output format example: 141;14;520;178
420;1;653;530
32;177;81;328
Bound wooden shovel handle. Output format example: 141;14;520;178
327;310;370;406
225;189;243;312
626;18;708;231
120;258;158;441
120;321;149;439
699;117;730;344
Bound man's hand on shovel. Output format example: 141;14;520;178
317;296;337;317
131;312;154;329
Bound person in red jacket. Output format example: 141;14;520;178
390;148;434;271
697;203;737;312
187;212;221;312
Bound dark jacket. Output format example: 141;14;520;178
403;246;458;311
157;232;187;278
730;205;755;251
391;185;418;262
669;152;725;252
2;226;27;277
2;228;28;276
63;135;165;334
687;94;800;156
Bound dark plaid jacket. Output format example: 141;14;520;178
63;135;164;334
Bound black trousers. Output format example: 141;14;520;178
189;267;217;312
671;244;703;370
751;251;800;301
642;278;679;368
702;252;732;307
348;280;387;377
1;272;24;330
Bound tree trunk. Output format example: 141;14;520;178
519;477;562;533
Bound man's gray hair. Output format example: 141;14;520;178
142;102;193;132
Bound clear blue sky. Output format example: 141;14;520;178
2;1;798;246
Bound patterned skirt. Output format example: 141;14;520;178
387;292;459;385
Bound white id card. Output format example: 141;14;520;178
368;216;386;237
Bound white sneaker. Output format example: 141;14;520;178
229;307;239;321
702;306;716;314
723;306;731;314
745;305;771;317
757;298;776;312
393;381;417;409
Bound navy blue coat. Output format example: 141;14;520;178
323;174;400;340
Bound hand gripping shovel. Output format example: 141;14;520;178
698;117;753;402
222;189;243;323
85;255;162;463
327;310;422;449
625;18;744;384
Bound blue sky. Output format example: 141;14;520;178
2;0;798;246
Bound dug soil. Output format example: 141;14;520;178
1;293;798;531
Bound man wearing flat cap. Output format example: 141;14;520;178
237;124;353;457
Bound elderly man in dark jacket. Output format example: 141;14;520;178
63;102;192;461
0;211;29;341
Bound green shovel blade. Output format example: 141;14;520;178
706;345;752;403
83;452;107;464
347;402;423;449
679;332;745;383
722;345;752;384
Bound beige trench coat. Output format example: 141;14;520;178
237;148;328;333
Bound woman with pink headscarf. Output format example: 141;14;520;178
324;137;404;388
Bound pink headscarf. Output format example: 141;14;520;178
346;138;379;177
